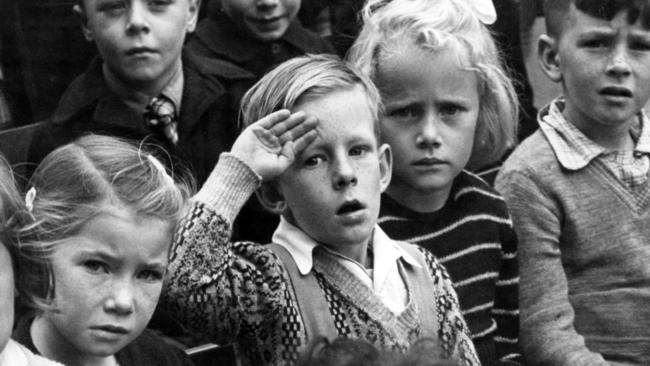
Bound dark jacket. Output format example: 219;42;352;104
29;48;253;184
187;9;335;80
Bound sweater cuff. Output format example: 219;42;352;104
194;153;261;223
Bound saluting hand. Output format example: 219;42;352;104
231;109;318;181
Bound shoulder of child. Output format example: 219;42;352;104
1;339;64;366
499;129;558;177
184;50;254;81
51;56;107;125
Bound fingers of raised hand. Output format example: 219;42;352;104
275;115;318;145
255;109;292;129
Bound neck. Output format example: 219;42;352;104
386;181;451;213
103;58;181;98
564;104;637;151
31;316;116;366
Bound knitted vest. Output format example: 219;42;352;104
267;242;439;343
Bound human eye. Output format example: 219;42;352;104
439;104;464;117
148;0;172;10
83;260;109;274
303;154;325;167
350;146;370;157
138;269;165;282
97;0;126;13
386;105;418;120
629;37;650;51
580;36;610;49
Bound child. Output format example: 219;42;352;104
347;0;523;365
10;135;194;366
0;158;61;365
187;0;336;244
495;0;650;364
160;54;480;366
29;0;253;185
187;0;335;80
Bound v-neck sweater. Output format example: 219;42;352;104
160;154;480;366
496;128;650;365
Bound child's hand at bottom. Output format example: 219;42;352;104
231;110;318;181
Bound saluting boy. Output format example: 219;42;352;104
161;55;480;366
29;0;253;184
496;0;650;364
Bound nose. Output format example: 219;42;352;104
104;279;135;316
416;114;442;149
332;157;358;190
126;2;150;35
606;44;631;77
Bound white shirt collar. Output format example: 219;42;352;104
271;216;421;276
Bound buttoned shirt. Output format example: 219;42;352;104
272;216;421;315
539;98;650;188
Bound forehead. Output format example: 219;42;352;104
376;44;476;97
564;5;650;36
54;209;171;264
291;87;377;145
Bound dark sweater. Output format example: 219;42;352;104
187;9;335;80
379;171;524;366
13;317;194;366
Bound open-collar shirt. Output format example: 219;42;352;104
272;216;421;315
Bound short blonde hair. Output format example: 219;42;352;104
240;54;383;139
348;0;519;169
13;135;192;311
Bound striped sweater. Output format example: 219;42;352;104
160;155;481;366
379;170;524;366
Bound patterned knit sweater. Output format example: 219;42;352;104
160;155;480;366
379;171;523;366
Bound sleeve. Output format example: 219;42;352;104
425;251;482;366
495;168;609;366
159;154;290;349
492;211;526;365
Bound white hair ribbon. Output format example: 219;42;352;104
147;154;175;185
25;187;36;213
472;0;497;24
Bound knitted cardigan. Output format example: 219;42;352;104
379;171;523;366
160;154;480;366
495;129;650;366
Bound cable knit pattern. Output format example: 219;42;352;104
379;171;523;366
160;154;480;366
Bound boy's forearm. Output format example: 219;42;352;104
194;152;262;224
496;171;608;366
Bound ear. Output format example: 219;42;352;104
538;34;562;83
377;143;393;193
186;0;201;33
256;181;288;215
73;4;93;42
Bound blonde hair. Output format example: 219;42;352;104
0;156;25;272
13;134;191;311
348;0;519;169
240;53;383;139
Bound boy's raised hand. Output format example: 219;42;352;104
231;110;318;181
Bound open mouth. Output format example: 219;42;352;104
336;200;364;215
600;87;632;98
